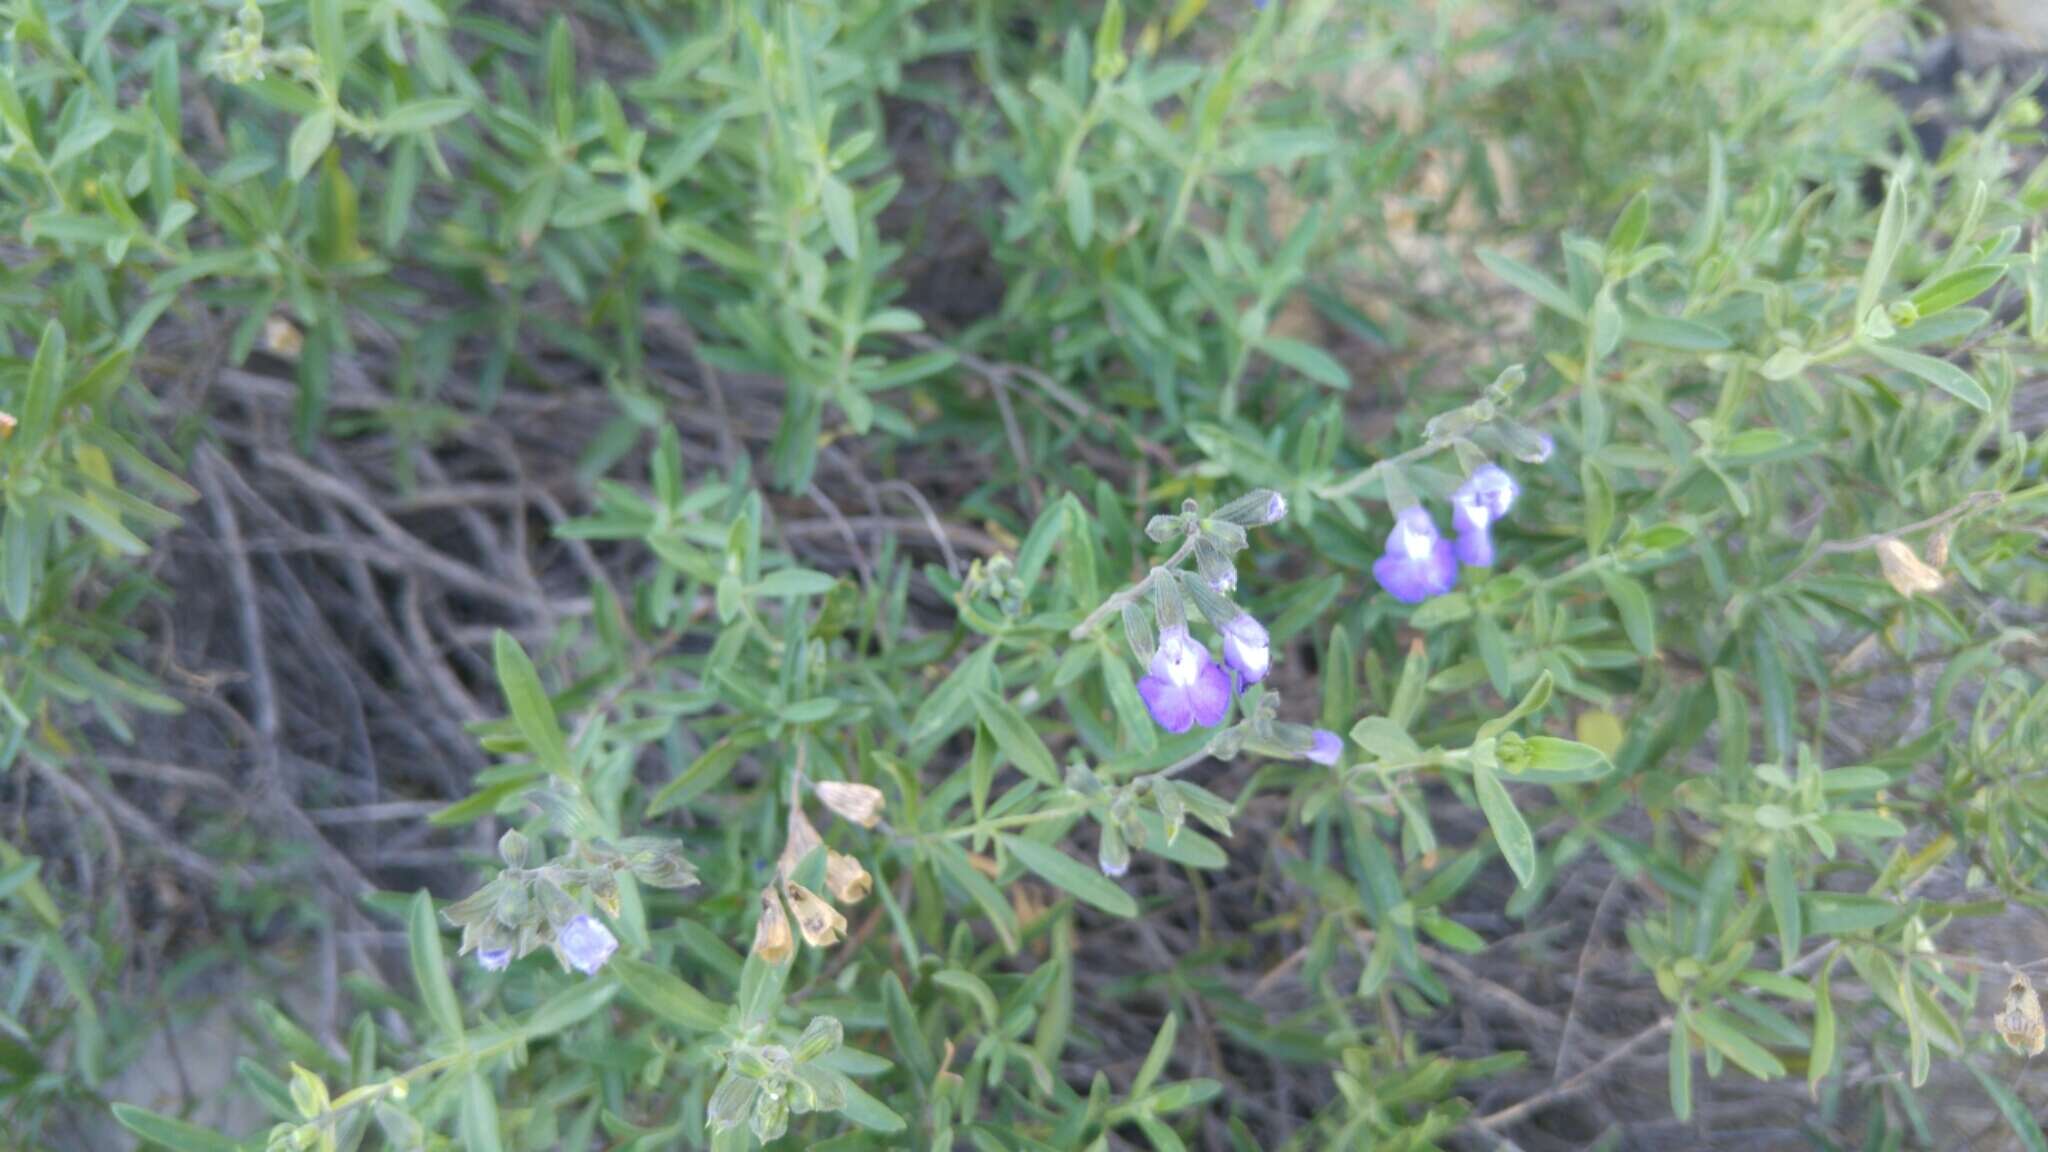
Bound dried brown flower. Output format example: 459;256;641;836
824;850;872;904
1997;972;2045;1057
783;881;847;947
1875;538;1943;597
751;886;794;964
816;781;885;828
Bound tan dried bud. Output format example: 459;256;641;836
1875;538;1943;598
1998;972;2046;1057
0;411;15;439
751;887;794;964
824;850;872;904
816;781;885;828
783;882;847;947
778;807;825;882
1926;524;1953;568
263;314;304;359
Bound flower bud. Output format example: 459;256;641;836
1213;488;1288;528
1097;821;1130;878
497;828;529;868
795;1015;844;1062
708;1072;759;1132
816;781;885;828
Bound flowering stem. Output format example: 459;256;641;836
1068;536;1200;640
1315;438;1445;500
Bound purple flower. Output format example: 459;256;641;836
1136;626;1232;733
1266;492;1287;521
1451;464;1519;569
476;947;511;972
1221;614;1270;686
1209;568;1237;594
1372;508;1458;604
1305;729;1343;765
558;914;617;975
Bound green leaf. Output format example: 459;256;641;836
751;568;838;598
310;0;346;84
932;968;1000;1028
1689;1007;1785;1080
1766;840;1801;961
408;891;464;1041
1911;263;2004;318
379;98;472;135
1623;311;1731;351
820;175;859;259
493;631;569;775
288;108;336;183
1863;341;1991;411
1065;169;1094;246
1259;336;1350;390
1858;170;1908;324
112;1104;241;1152
1581;458;1614;555
1669;1017;1693;1123
1808;966;1836;1097
974;690;1059;786
1607;190;1650;257
1000;834;1137;918
1596;571;1656;658
1969;1061;2048;1152
1506;737;1613;784
1471;763;1536;887
837;1078;907;1132
460;1071;503;1152
1478;249;1583;321
612;957;729;1031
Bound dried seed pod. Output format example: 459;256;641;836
1997;972;2045;1056
1875;537;1943;597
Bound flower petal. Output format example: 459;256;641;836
1306;729;1343;765
1188;657;1232;727
1138;674;1195;733
1455;526;1495;567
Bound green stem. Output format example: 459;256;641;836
1068;536;1199;640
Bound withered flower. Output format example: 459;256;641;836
825;850;872;904
816;781;885;828
783;882;847;947
751;886;794;964
1875;538;1943;597
1997;972;2045;1057
779;808;826;882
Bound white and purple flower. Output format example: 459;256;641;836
1372;507;1458;604
1221;614;1271;686
558;914;618;975
476;947;511;972
1136;626;1232;734
1450;464;1519;568
1305;729;1343;765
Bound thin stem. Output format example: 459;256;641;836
1315;438;1445;501
1069;537;1199;640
